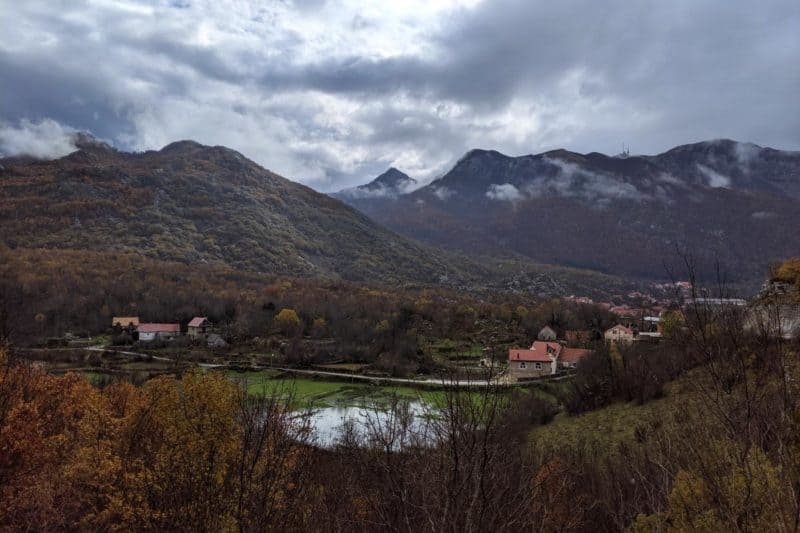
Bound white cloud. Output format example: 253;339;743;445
433;186;455;200
530;156;646;202
338;184;395;199
486;183;523;201
696;163;731;188
338;176;417;199
657;172;684;186
0;118;78;159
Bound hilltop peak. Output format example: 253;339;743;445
455;148;508;165
372;167;416;188
159;140;207;154
334;167;417;200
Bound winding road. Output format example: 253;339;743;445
85;346;568;387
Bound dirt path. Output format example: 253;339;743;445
83;347;568;386
266;366;508;387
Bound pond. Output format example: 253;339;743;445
230;371;546;448
306;400;435;447
228;371;443;446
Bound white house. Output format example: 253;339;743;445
604;324;634;344
138;323;180;342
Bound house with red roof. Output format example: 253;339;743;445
559;347;592;369
508;340;594;380
138;323;180;342
508;341;561;380
187;317;213;339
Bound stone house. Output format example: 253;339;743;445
508;341;594;380
537;325;558;341
509;341;559;379
188;317;213;339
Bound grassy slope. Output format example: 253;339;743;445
530;379;691;453
532;398;671;453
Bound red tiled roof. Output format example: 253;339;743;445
509;341;561;362
561;347;592;363
188;317;209;327
138;323;180;333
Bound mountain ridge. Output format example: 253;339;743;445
335;139;800;284
0;138;651;299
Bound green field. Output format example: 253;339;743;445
223;369;545;412
227;370;442;408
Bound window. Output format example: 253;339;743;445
534;362;542;369
519;362;527;369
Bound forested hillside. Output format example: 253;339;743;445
0;138;650;297
339;140;800;285
0;138;482;285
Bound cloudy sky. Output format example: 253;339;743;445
1;0;798;191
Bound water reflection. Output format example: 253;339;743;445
306;400;434;447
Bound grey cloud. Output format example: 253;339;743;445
0;0;797;190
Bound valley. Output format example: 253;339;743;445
2;0;798;529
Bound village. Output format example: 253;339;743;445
110;315;227;348
92;275;800;387
103;303;669;386
504;317;662;381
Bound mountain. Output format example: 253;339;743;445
338;140;800;285
0;139;486;286
333;167;417;200
1;138;673;298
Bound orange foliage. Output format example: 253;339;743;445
0;367;313;531
772;257;800;286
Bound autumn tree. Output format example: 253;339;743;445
771;256;800;286
274;308;301;337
